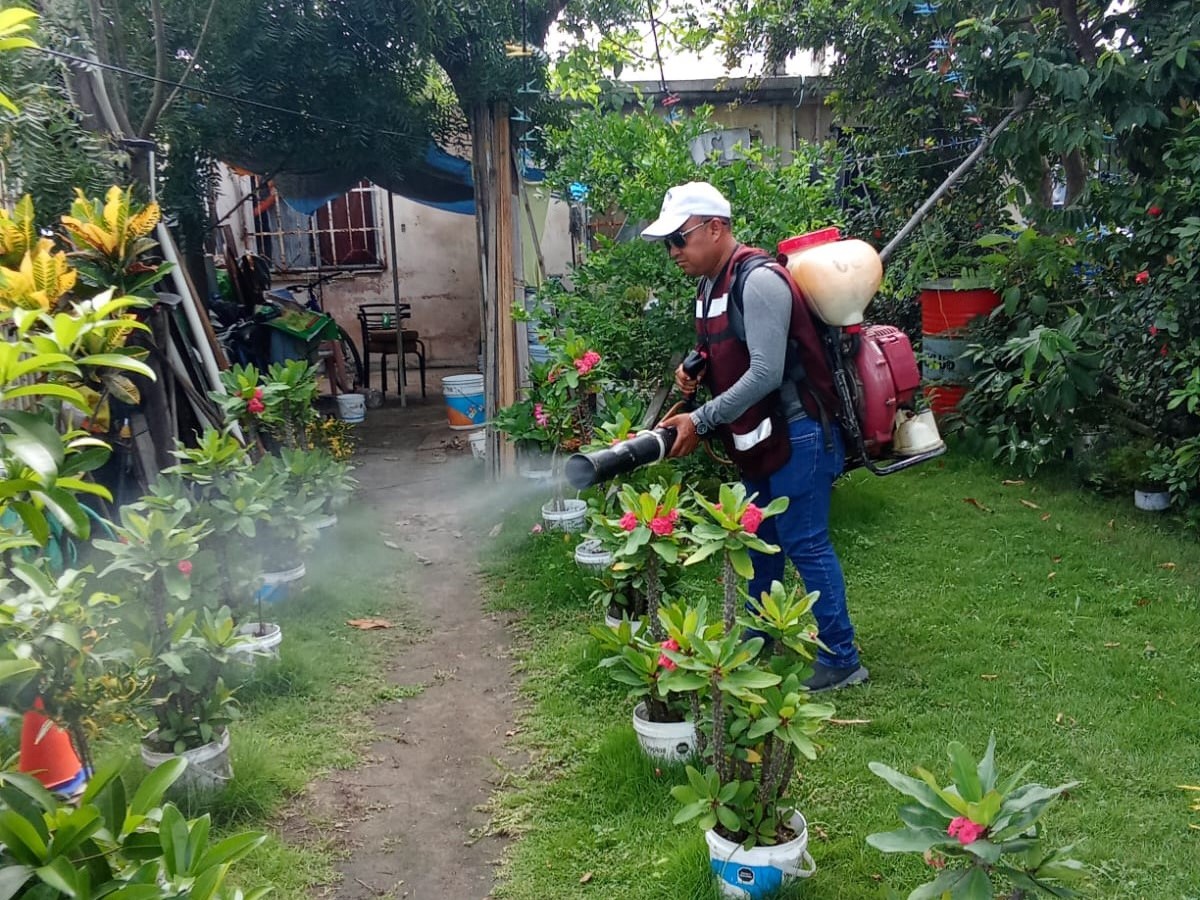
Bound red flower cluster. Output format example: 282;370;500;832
245;386;265;416
177;560;193;576
1148;205;1163;217
574;350;601;376
947;816;987;845
618;512;638;532
657;637;680;671
1135;270;1150;285
741;503;764;534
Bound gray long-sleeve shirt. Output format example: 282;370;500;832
690;266;805;433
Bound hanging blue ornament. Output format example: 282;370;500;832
568;182;589;202
929;38;950;51
913;2;940;15
943;71;965;84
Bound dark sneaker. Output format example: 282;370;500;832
804;661;869;693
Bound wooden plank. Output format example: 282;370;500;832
494;110;518;476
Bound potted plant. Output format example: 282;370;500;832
95;500;247;791
277;445;357;529
658;485;834;896
665;581;834;898
590;605;703;763
253;454;324;583
0;559;125;794
264;359;321;449
164;429;284;662
495;329;606;527
0;756;270;898
866;735;1088;897
1104;439;1171;511
597;480;690;640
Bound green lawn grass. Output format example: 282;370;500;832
483;449;1200;899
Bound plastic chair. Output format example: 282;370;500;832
356;303;426;397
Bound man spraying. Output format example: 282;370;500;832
645;181;869;693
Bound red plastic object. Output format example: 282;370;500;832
919;283;1000;334
19;708;84;789
924;384;967;417
777;227;841;257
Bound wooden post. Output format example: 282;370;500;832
387;190;407;408
471;101;519;477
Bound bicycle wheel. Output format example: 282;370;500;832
336;327;364;391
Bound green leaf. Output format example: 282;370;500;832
950;864;994;899
976;734;997;792
728;547;754;579
195;831;267;872
866;826;950;853
948;741;982;803
0;865;33;900
2;411;64;480
714;804;741;833
130;758;186;816
33;858;78;896
868;762;961;818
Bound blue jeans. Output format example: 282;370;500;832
743;416;859;669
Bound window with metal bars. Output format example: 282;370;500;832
248;178;383;272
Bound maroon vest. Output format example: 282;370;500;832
695;245;838;479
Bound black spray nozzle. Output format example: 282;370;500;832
564;427;678;489
681;349;706;410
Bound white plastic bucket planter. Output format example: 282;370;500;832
261;562;306;586
574;538;613;572
1134;489;1170;511
604;614;645;636
443;373;486;430
707;812;816;899
313;512;338;530
335;392;366;423
141;728;233;793
542;498;587;532
468;429;486;461
632;701;696;763
231;622;283;665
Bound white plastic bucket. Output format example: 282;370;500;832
1134;489;1170;511
336;392;365;423
231;622;283;664
443;373;485;430
575;538;613;572
261;562;306;586
706;812;816;898
605;614;644;636
141;728;233;793
632;701;696;762
468;429;486;461
542;499;587;532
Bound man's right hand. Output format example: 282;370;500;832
675;363;702;396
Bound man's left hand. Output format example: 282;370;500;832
659;412;700;458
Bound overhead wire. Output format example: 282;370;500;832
34;46;418;139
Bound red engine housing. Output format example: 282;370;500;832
853;325;921;456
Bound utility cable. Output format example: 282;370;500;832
34;46;418;140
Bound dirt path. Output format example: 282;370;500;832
302;397;520;900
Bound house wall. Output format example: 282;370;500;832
214;169;573;369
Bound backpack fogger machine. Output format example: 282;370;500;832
564;228;946;490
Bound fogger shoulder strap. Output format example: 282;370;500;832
729;256;836;448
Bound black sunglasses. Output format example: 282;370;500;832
663;218;713;250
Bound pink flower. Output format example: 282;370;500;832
1148;205;1162;217
1135;270;1150;285
177;560;192;576
247;397;265;415
947;817;987;845
741;504;763;534
253;386;264;400
533;403;548;427
1149;325;1159;336
618;512;638;532
531;523;543;534
649;516;674;536
668;509;679;524
657;640;679;671
574;350;601;376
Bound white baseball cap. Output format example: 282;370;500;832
640;182;732;239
